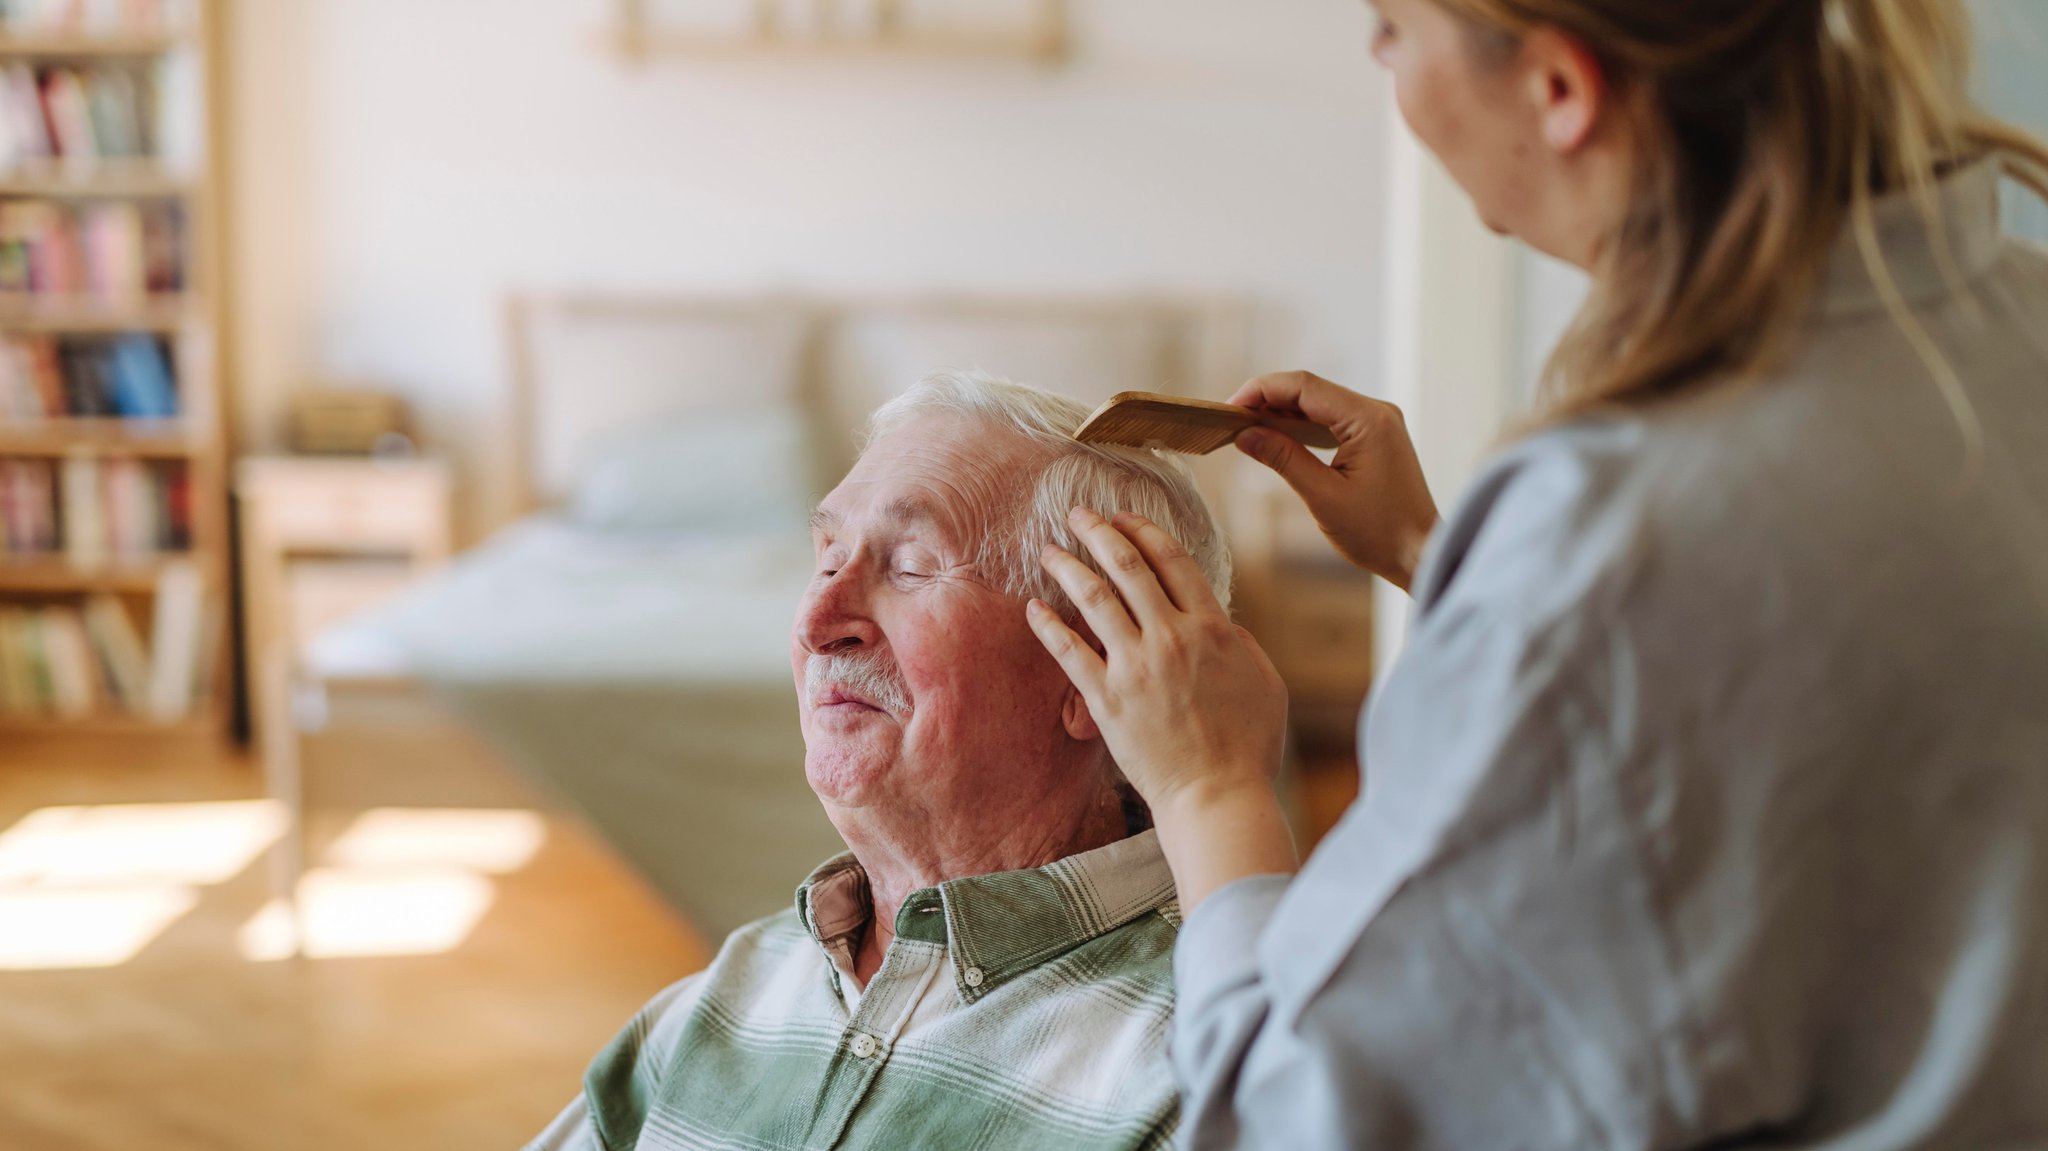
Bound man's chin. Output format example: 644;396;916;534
803;741;899;807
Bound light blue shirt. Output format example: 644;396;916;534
1174;159;2048;1149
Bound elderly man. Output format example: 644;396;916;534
525;371;1237;1151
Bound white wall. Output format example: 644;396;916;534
227;0;1392;538
1514;250;1586;399
1370;105;1526;666
1975;0;2048;244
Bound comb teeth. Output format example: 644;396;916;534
1075;408;1242;454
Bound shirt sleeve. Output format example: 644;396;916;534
522;974;709;1151
1169;874;1292;1146
1170;437;1797;1151
520;1098;599;1151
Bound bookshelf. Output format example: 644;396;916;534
0;0;229;734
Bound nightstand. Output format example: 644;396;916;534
235;455;453;951
235;456;453;744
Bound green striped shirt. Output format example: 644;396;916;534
524;829;1182;1151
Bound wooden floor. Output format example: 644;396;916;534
0;704;711;1151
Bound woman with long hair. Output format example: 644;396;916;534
1025;1;2048;1146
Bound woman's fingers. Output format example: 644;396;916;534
1025;598;1108;697
1234;425;1341;501
1227;370;1345;424
1065;507;1180;627
1038;543;1142;646
1229;370;1396;445
1111;512;1221;617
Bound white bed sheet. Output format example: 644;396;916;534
309;517;811;685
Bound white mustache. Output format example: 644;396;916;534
804;649;911;716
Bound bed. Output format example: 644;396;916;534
277;293;1252;940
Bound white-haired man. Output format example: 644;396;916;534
525;371;1238;1151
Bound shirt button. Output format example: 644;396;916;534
850;1033;879;1059
963;966;985;988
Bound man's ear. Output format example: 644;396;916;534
1061;686;1101;742
1521;26;1607;154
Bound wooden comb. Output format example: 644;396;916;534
1073;391;1340;455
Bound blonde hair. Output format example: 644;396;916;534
1434;0;2048;442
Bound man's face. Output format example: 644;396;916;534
793;414;1082;819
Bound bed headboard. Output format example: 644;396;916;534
505;292;1252;516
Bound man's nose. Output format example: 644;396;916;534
795;570;881;655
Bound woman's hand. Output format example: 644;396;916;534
1230;371;1441;593
1027;508;1297;909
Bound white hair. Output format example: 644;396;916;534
861;370;1233;618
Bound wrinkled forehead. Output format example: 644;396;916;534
812;414;1043;546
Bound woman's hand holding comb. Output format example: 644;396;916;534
1229;371;1441;594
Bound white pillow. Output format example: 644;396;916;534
568;407;820;537
524;305;811;504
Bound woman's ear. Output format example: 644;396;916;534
1522;26;1607;154
1061;687;1102;742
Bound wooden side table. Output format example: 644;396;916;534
235;455;453;947
1230;481;1376;753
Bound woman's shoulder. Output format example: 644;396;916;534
1411;416;1663;622
1413;385;1838;627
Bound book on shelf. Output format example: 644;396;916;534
0;333;176;418
0;454;52;547
57;448;99;561
0;577;207;720
142;548;194;717
0;0;192;37
0;453;187;557
41;66;93;158
0;64;41;162
38;597;90;713
80;576;141;702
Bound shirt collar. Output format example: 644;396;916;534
792;829;1178;1004
1816;155;2007;320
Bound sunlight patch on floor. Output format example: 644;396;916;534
238;869;498;961
0;801;288;887
325;808;547;874
0;886;201;970
236;807;546;961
